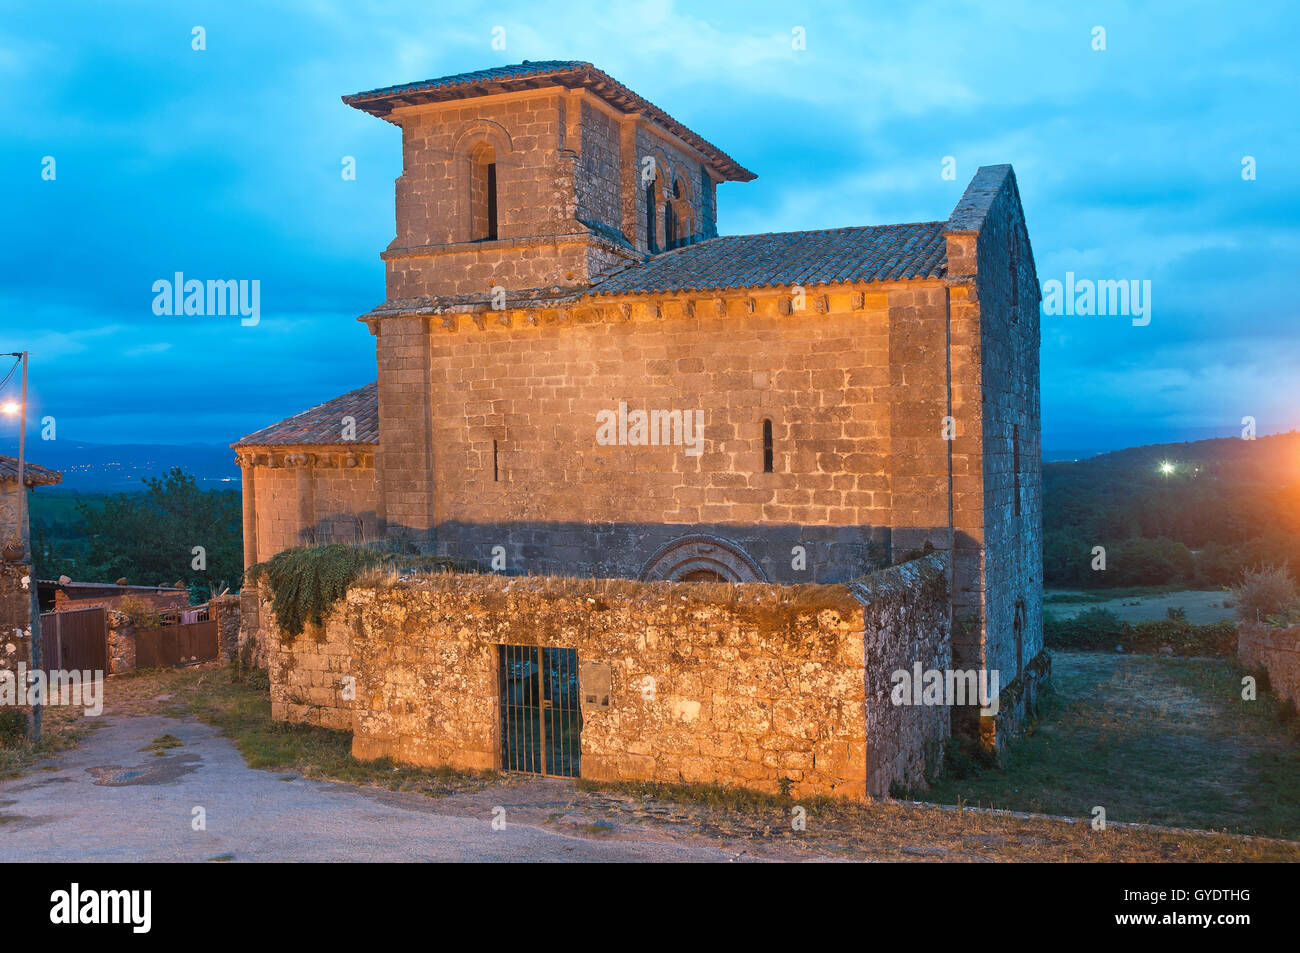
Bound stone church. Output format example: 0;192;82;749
234;61;1045;734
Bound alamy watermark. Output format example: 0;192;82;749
595;402;704;457
152;273;260;326
1041;272;1151;326
890;664;1000;716
1;664;103;715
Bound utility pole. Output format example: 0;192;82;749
5;351;39;742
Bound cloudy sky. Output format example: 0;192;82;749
1;0;1296;455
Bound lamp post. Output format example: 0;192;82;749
3;351;38;742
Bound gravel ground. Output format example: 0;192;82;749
0;713;781;863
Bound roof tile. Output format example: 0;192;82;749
233;382;378;447
588;222;948;296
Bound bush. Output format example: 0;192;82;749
1232;564;1297;624
0;710;27;747
1044;607;1125;650
1045;608;1236;657
114;594;162;629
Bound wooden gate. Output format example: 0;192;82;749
39;607;108;674
135;620;219;668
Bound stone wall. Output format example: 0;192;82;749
268;599;353;730
211;593;242;662
945;165;1045;743
238;448;378;568
269;553;951;799
107;612;136;675
0;561;34;705
1239;622;1300;708
393;282;951;585
853;555;952;792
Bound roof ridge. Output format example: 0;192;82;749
699;221;948;243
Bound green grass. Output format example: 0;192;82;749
918;651;1300;838
139;733;185;755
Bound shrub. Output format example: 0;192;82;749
114;594;161;629
1044;607;1125;650
1232;564;1297;624
1045;608;1236;657
0;710;27;748
247;543;478;638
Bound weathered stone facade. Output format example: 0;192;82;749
1239;622;1300;708
0;561;34;693
106;612;136;676
270;552;950;799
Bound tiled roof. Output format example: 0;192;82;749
588;222;948;296
233;382;378;447
347;60;587;102
0;455;62;486
344;61;755;182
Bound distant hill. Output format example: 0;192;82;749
22;441;239;492
1044;431;1300;587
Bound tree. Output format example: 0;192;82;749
37;468;241;601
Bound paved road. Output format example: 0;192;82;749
0;714;765;862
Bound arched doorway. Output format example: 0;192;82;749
638;534;766;583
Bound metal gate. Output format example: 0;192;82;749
498;645;581;777
39;607;108;674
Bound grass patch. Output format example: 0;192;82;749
917;651;1300;839
0;703;92;781
102;664;501;798
139;734;184;755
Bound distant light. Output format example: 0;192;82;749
0;402;17;415
1159;461;1175;475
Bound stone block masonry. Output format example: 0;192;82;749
268;552;951;800
1239;622;1300;709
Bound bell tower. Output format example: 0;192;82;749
344;61;755;306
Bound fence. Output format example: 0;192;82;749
135;602;219;668
39;607;108;674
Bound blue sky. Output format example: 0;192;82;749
1;0;1297;455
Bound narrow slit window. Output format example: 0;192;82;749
1012;424;1021;517
1009;232;1018;321
486;162;498;241
493;439;499;482
762;419;774;473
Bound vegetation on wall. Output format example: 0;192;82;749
247;543;478;638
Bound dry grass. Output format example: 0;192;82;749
921;651;1300;839
563;778;1299;861
354;567;864;612
0;700;94;780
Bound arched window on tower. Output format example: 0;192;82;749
667;179;684;249
470;143;498;242
644;181;657;253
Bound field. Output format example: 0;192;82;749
922;650;1300;839
1045;587;1235;625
